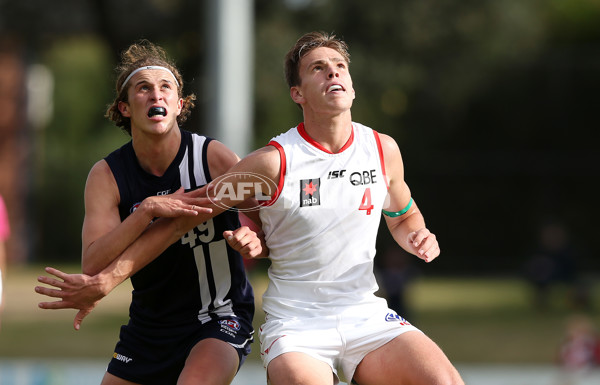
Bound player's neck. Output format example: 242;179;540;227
132;127;181;177
303;112;352;153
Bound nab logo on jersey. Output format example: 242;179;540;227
300;178;320;207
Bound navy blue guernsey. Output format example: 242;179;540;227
104;130;254;328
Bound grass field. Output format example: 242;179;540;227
1;264;598;364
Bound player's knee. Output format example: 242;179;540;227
430;367;464;385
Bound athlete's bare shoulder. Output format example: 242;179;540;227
232;145;282;182
206;139;241;179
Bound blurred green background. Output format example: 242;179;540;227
0;0;599;368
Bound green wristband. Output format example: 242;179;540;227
382;198;413;217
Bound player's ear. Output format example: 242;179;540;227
290;86;305;104
176;98;183;116
118;101;131;117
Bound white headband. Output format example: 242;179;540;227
120;65;180;92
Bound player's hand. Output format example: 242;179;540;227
407;228;440;263
224;226;268;259
142;187;213;218
35;267;108;330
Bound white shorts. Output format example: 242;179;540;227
259;304;420;384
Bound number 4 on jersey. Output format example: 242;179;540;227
359;188;374;215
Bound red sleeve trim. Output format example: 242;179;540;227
261;141;286;207
373;130;389;190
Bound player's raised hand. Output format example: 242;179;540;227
35;267;107;330
407;228;440;263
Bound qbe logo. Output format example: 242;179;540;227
208;172;276;212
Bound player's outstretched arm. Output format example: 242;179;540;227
35;208;216;330
36;146;280;328
82;161;213;276
379;134;440;262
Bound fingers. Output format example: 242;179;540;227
43;266;69;281
74;308;92;331
224;228;248;249
409;229;440;263
151;197;214;218
37;275;70;291
38;299;75;310
224;227;262;258
35;285;68;299
189;204;213;214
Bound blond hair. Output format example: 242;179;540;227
105;40;196;135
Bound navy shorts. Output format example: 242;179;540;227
106;316;254;384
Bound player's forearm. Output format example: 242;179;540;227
94;211;220;293
387;204;426;255
82;208;154;276
93;217;182;291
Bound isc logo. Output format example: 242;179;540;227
327;170;346;179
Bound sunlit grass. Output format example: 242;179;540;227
1;264;597;365
410;277;531;312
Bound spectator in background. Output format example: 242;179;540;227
558;314;599;370
524;220;589;311
557;314;600;385
0;194;10;330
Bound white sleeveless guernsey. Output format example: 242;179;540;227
259;122;390;319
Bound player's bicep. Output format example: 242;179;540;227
206;140;241;179
379;134;411;212
209;146;281;206
81;161;121;252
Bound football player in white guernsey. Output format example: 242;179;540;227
35;33;464;385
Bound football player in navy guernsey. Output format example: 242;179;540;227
37;33;464;385
36;40;266;385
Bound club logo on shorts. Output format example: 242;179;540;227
300;178;320;207
385;313;411;326
219;319;241;331
219;319;241;338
